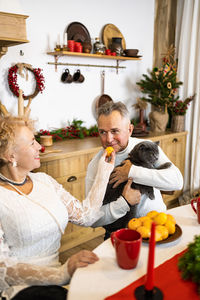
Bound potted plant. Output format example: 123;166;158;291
136;46;183;132
169;95;195;132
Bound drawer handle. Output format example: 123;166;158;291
172;138;178;143
67;176;77;182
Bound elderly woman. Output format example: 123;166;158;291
0;115;115;299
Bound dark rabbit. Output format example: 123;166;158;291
103;141;171;239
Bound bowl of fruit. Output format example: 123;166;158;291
128;211;182;244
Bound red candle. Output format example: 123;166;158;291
145;222;156;291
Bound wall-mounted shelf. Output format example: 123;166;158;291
47;51;141;74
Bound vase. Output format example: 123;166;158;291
171;115;185;132
149;105;169;132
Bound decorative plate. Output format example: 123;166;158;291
102;23;126;50
143;224;182;244
66;22;91;43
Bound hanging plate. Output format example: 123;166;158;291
66;22;91;43
102;23;126;50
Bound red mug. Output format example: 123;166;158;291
111;228;142;269
191;197;200;223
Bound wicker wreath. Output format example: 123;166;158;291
8;63;45;100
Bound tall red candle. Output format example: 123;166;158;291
145;222;156;291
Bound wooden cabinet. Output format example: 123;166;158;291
0;11;29;58
35;131;187;251
144;131;187;207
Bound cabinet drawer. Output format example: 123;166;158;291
57;172;86;200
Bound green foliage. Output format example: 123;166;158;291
36;119;99;142
178;235;200;291
137;62;183;109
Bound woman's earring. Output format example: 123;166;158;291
12;161;17;167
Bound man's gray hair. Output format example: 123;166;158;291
97;101;130;120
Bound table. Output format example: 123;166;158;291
68;204;200;300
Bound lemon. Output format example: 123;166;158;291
156;225;169;240
147;210;159;219
154;212;167;225
105;147;114;157
166;214;176;224
165;219;176;235
128;218;142;230
136;226;151;239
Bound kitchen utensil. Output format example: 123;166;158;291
111;37;123;56
102;23;126;50
73;69;85;83
66;22;91;43
191;197;200;223
95;70;113;117
124;49;139;57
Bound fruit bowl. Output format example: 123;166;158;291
142;224;182;244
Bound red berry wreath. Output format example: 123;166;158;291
8;64;45;100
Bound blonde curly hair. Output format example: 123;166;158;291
0;115;35;167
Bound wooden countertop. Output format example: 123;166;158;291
39;131;187;162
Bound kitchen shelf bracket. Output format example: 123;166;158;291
48;55;125;74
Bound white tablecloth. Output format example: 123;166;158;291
68;204;200;300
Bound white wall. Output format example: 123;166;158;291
0;0;154;131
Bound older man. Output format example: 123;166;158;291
86;101;183;232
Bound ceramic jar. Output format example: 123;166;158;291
111;37;123;56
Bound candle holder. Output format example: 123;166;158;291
134;222;163;299
134;285;163;299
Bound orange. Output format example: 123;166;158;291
147;210;159;219
143;218;153;229
139;216;151;224
166;214;176;224
165;219;176;235
154;212;167;225
128;218;142;230
156;225;169;240
105;147;114;157
136;226;151;239
155;228;163;242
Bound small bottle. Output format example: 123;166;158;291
93;37;105;55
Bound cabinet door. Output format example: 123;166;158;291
160;135;186;176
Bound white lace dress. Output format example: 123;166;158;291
0;156;113;299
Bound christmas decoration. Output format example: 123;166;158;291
36;119;99;142
8;63;45;100
170;95;195;116
136;46;183;110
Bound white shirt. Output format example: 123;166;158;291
86;137;183;226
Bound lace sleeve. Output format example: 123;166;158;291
0;223;70;291
49;155;114;226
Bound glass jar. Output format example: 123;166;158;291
93;37;106;55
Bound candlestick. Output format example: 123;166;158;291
64;33;67;45
57;34;60;46
134;222;163;299
145;222;155;290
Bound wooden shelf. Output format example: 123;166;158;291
0;38;29;47
47;51;141;73
47;50;141;61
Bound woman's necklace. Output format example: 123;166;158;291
0;172;27;186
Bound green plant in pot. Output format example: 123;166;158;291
136;46;183;132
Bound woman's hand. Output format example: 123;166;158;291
67;250;99;277
122;178;141;206
103;149;115;165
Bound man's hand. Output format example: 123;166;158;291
67;250;99;277
122;178;141;206
109;160;132;188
